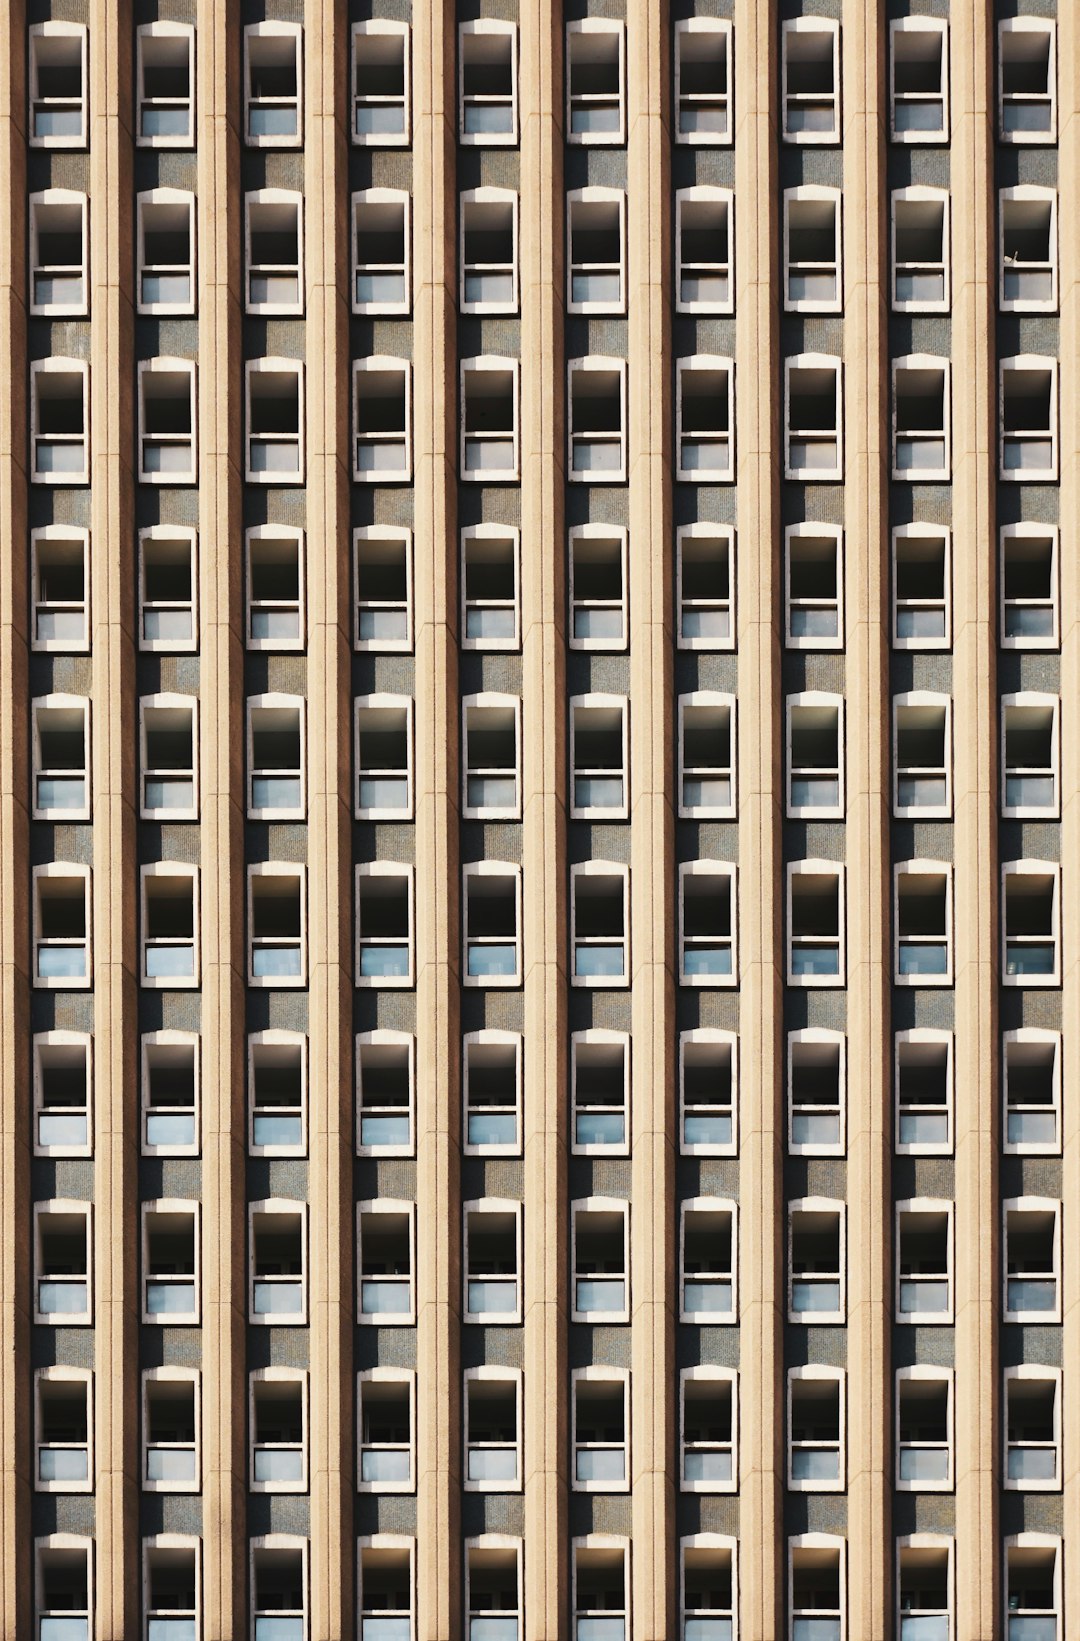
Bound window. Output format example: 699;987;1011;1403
572;1372;629;1492
142;1368;199;1493
358;1200;416;1325
353;21;410;146
136;23;194;147
682;1538;736;1641
680;1029;736;1157
567;188;625;315
892;525;950;649
359;1537;415;1641
355;694;413;821
896;1368;953;1491
681;1368;737;1494
788;1030;845;1157
464;1031;522;1156
139;527;197;652
1003;1198;1060;1322
568;526;627;651
459;22;517;145
678;693;734;820
246;527;304;651
677;355;734;481
572;863;629;988
677;524;734;650
36;1536;93;1641
463;1199;522;1325
784;188;841;313
144;1537;200;1640
33;864;91;989
246;358;304;483
566;21;625;145
787;864;845;987
235;1376;284;1487
681;1198;737;1323
464;863;522;988
31;526;89;652
1004;1030;1060;1157
893;693;950;819
462;695;519;821
892;188;949;313
897;1538;953;1638
785;355;843;478
354;358;411;483
248;1032;307;1158
571;695;628;819
353;189;409;316
35;1202;91;1324
32;695;89;820
33;1031;91;1158
999;20;1056;143
1000;188;1056;314
895;1031;953;1157
787;1368;844;1492
464;1373;522;1492
676;187;733;315
461;525;519;651
782;20;840;144
890;19;948;142
466;1538;523;1637
248;865;306;987
1000;525;1058;650
785;526;843;650
136;189;196;318
674;19;732;144
788;1199;844;1323
141;1201;199;1324
460;188;518;314
679;861;737;987
249;1201;307;1325
356;864;414;988
895;1200;953;1324
568;358;627;482
141;864;199;988
356;527;412;652
894;861;952;986
1002;862;1060;987
1000;357;1057;480
460;357;520;481
35;1368;92;1493
247;695;305;820
789;1538;845;1641
572;1030;630;1156
139;695;197;821
31;358;89;484
251;1538;308;1641
138;357;196;484
358;1370;415;1493
29;190;88;317
1002;694;1058;819
141;1031;199;1158
245;191;303;316
892;357;950;480
572;1198;629;1323
1004;1536;1061;1641
1005;1369;1060;1492
574;1539;629;1640
244;22;302;147
786;692;844;818
357;1031;415;1158
29;24;88;148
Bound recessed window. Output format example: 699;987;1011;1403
782;20;840;144
568;526;627;651
785;526;843;650
29;23;88;148
353;21;410;146
461;525;519;651
356;694;413;821
246;359;304;483
1003;1199;1060;1323
786;693;843;818
674;19;732;144
1000;525;1058;650
1004;1536;1062;1641
1001;694;1058;819
679;860;737;987
459;21;518;145
787;1368;844;1492
682;1537;736;1641
1005;1369;1060;1492
892;188;949;313
571;695;627;820
896;1368;953;1492
1004;1030;1060;1157
464;863;522;989
567;188;625;315
141;864;199;988
141;1200;199;1324
35;1201;92;1324
358;1199;416;1326
357;1031;415;1158
35;1368;92;1493
356;527;412;652
137;189;196;317
1000;357;1057;481
33;864;92;989
678;692;734;820
788;1030;845;1157
677;525;734;650
29;189;88;317
358;1370;415;1494
251;1539;308;1641
572;863;629;988
896;1199;953;1324
246;695;305;820
141;1031;199;1158
248;865;306;988
572;1197;629;1324
574;1539;629;1639
467;1538;524;1632
788;1199;844;1323
246;527;304;651
245;192;303;315
893;692;950;819
894;861;952;987
31;526;89;653
998;20;1056;144
676;187;733;315
572;1030;630;1155
31;358;89;485
460;357;519;482
353;189;409;316
568;358;627;482
140;695;197;821
789;1538;845;1640
249;1201;307;1325
1002;862;1060;987
462;695;519;822
787;864;844;988
139;527;197;652
681;1198;736;1323
244;22;302;147
785;355;842;478
890;19;948;143
144;1538;200;1640
572;1372;629;1491
681;1368;737;1493
138;357;197;485
892;525;950;649
677;356;734;482
136;23;194;148
32;694;90;821
36;1537;93;1640
249;1032;307;1158
359;1538;415;1641
895;1030;953;1157
463;1199;522;1325
460;189;518;315
356;864;414;988
566;21;625;146
784;189;841;313
892;357;950;480
33;1031;92;1158
897;1539;952;1637
354;358;412;483
142;1369;199;1493
680;1030;736;1157
1000;188;1056;314
464;1031;522;1156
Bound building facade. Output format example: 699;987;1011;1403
1;0;1078;1636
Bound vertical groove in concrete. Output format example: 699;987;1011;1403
842;6;891;1636
951;4;999;1633
413;0;461;1634
520;0;569;1632
89;0;138;1632
734;1;782;1635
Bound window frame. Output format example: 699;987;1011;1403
355;862;415;990
570;692;628;821
140;1028;200;1160
31;356;90;486
1001;691;1059;821
565;20;626;148
1000;523;1059;652
137;355;197;486
244;692;306;821
353;355;412;485
788;1535;846;1641
784;352;843;480
140;861;200;990
678;690;735;821
463;1369;523;1495
139;691;198;823
352;19;411;149
895;1365;954;1494
892;689;952;820
571;1368;631;1494
785;690;845;820
787;1196;846;1325
458;20;519;148
459;354;521;483
460;523;520;653
786;1365;845;1495
141;1366;200;1496
34;1198;92;1325
357;1367;416;1496
355;525;413;654
244;188;304;318
32;691;90;822
462;692;520;823
247;862;307;990
357;1197;417;1328
786;860;846;988
33;861;92;991
680;1365;738;1496
463;861;523;990
1004;1365;1062;1494
571;860;630;989
141;1198;200;1326
891;522;951;651
999;354;1058;482
889;17;949;145
248;1197;308;1328
571;1028;631;1158
573;1535;631;1637
998;19;1057;146
352;187;410;318
893;859;953;988
785;524;844;652
781;18;841;146
676;522;735;651
136;187;197;319
895;1535;954;1639
999;186;1057;316
244;524;304;652
35;1365;93;1495
680;1195;738;1325
355;692;414;822
1001;859;1060;988
674;18;733;147
243;21;303;149
675;185;734;316
459;185;519;317
36;1534;94;1639
463;1028;523;1159
895;1197;955;1326
571;1195;630;1325
29;187;89;319
249;1535;308;1641
1003;1196;1062;1325
135;21;195;150
245;356;305;485
783;186;842;315
138;525;198;654
1003;1027;1061;1159
33;1029;92;1160
30;524;90;654
463;1196;523;1327
681;1535;737;1641
894;1028;954;1159
143;1534;202;1641
787;1027;846;1159
891;185;950;315
568;523;628;653
356;1029;416;1160
679;859;738;989
247;1029;308;1161
566;186;626;317
567;355;628;484
29;23;89;151
1003;1534;1062;1641
676;353;735;484
358;1535;415;1641
680;1027;738;1159
892;354;951;481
